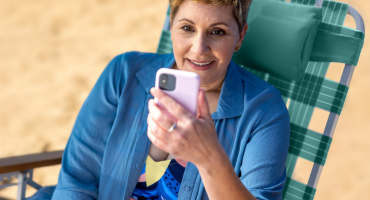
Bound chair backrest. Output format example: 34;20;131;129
156;0;365;200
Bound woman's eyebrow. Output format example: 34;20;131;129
210;22;229;27
178;19;194;24
178;19;229;27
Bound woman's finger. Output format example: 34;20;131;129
147;127;170;152
148;99;174;131
147;114;172;143
150;88;193;121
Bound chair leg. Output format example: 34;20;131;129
26;170;41;190
17;172;27;200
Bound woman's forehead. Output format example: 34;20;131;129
175;0;235;25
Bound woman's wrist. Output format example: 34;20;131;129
195;144;257;200
196;143;230;175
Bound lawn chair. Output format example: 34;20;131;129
0;0;365;199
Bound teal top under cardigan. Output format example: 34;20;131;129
50;52;290;200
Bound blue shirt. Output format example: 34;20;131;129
51;52;290;200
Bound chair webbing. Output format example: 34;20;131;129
250;69;349;115
289;124;332;166
282;1;351;199
289;0;317;6
157;30;172;54
283;177;316;200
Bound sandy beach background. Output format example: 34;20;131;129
0;0;369;199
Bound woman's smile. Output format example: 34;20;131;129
187;58;215;71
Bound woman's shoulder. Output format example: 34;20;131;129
233;62;282;100
112;51;172;70
231;62;289;122
115;51;167;61
99;52;174;96
100;51;172;84
231;62;290;137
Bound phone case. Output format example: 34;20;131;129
154;68;200;117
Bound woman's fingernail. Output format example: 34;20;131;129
150;88;156;94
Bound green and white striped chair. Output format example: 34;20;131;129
0;0;365;200
157;0;365;199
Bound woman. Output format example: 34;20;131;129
50;0;290;200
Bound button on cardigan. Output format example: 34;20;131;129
51;52;290;200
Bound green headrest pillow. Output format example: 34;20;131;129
233;0;322;81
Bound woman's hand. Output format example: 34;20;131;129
147;88;223;167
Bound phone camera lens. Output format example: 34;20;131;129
159;74;168;89
159;73;175;91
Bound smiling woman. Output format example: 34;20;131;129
31;0;290;200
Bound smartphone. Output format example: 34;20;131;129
154;68;200;118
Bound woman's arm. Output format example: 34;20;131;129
197;145;257;200
237;92;290;199
52;55;123;200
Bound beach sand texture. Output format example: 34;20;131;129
0;0;369;199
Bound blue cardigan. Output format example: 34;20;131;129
49;52;290;200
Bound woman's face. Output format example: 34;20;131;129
171;0;247;90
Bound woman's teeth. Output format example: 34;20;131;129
190;60;212;66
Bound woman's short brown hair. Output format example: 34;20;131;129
169;0;252;32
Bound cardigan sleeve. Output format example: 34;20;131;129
52;55;124;200
239;90;290;200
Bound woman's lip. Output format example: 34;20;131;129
187;59;214;71
187;59;213;63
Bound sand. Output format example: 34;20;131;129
0;0;369;199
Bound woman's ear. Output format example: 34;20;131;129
242;24;248;38
236;24;248;47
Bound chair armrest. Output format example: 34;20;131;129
0;150;63;174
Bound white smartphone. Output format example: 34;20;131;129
154;68;200;118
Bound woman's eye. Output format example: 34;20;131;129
212;29;226;36
181;26;194;32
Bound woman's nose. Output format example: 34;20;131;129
190;33;210;56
